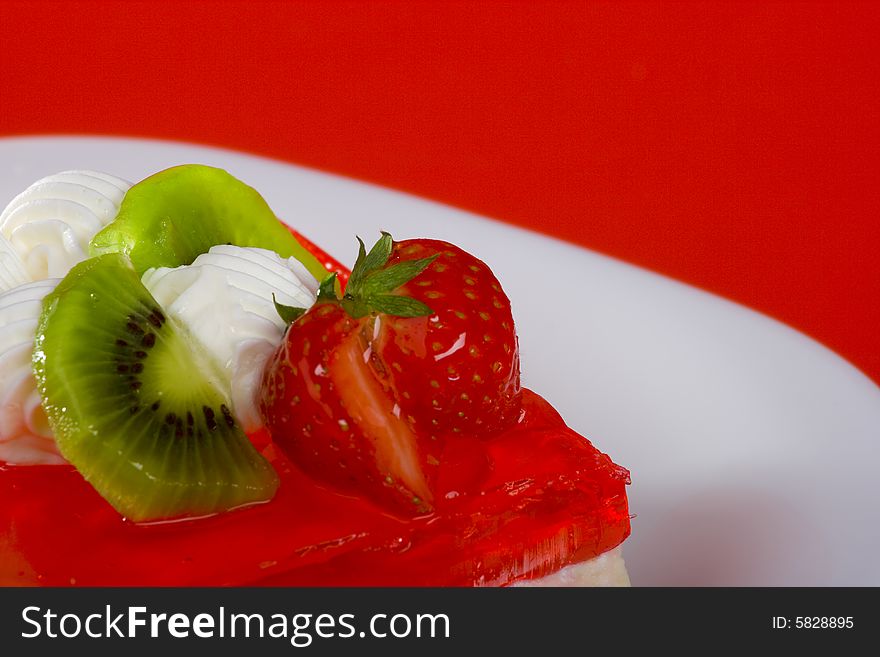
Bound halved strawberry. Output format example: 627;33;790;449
260;234;521;514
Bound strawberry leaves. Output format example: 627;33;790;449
317;273;339;302
273;294;307;325
341;233;437;319
366;294;435;317
274;233;438;326
273;275;337;326
347;233;391;292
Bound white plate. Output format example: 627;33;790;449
2;135;879;586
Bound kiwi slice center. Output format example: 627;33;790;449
33;253;279;522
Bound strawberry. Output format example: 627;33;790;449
260;233;521;515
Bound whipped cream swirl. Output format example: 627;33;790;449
0;279;65;465
0;170;131;282
142;245;319;433
0;233;29;293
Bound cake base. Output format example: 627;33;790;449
513;548;630;587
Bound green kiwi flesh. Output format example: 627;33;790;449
89;164;327;280
33;253;279;522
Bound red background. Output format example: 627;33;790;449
1;1;878;383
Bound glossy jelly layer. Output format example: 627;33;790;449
0;390;629;586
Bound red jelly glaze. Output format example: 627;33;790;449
0;390;630;586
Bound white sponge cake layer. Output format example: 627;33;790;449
512;547;630;587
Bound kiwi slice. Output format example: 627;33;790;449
89;164;327;281
33;253;279;522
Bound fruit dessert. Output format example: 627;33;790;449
0;164;631;586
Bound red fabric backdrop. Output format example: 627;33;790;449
1;1;878;383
